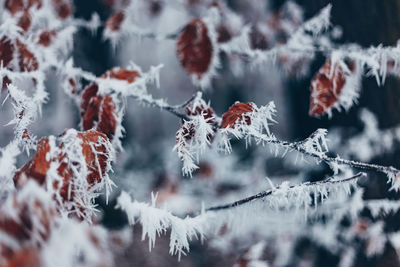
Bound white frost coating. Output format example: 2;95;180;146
0;141;20;199
0;181;55;247
174;116;214;176
42;129;115;221
298;128;329;158
63;59;165;149
337;109;396;161
117;175;358;259
116;191;211;260
42;218;113;267
174;92;219;176
296;4;331;37
190;7;221;89
327;52;362;116
219;101;277;152
6;84;39;151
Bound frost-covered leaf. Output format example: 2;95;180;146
37;30;57;47
177;11;219;88
221;102;253;129
309;58;361;117
177;19;213;78
174;116;215;176
105;10;125;32
51;0;73;20
101;67;140;83
0;181;56;265
80;83;119;141
116;191;210;260
14;129;114;221
4;0;42;15
174;93;218;176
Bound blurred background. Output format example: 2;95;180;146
2;0;400;266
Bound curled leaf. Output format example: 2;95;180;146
309;59;360;117
221;102;253;129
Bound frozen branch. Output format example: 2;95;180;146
206;172;364;212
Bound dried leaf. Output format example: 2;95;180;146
105;11;125;32
221;102;253;129
309;59;357;116
37;30;57;47
14;130;112;218
4;0;42;15
52;0;72;19
80;83;118;140
101;67;140;83
17;11;32;32
16;40;39;72
177;19;213;78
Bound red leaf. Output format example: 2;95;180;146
17;11;32;32
221;102;254;129
80;83;118;140
184;102;217;125
309;59;355;116
4;0;42;15
14;130;112;218
0;37;15;69
16;40;39;71
101;67;140;83
52;0;72;19
1;247;41;267
177;19;213;78
106;11;125;32
77;131;111;185
0;188;56;245
38;30;57;47
0;38;38;76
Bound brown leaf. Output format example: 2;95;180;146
0;37;15;69
177;19;213;78
17;11;32;32
80;83;118;140
101;67;140;83
184;101;217;125
221;102;253;129
106;11;125;32
38;30;57;47
16;40;39;71
52;0;72;19
1;247;41;267
309;59;354;116
4;0;42;15
14;130;112;218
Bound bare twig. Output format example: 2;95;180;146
206;172;364;212
253;131;400;177
137;94;197;121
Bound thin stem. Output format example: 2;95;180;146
255;133;400;176
150;98;400;177
206;172;364;212
136;94;197;121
